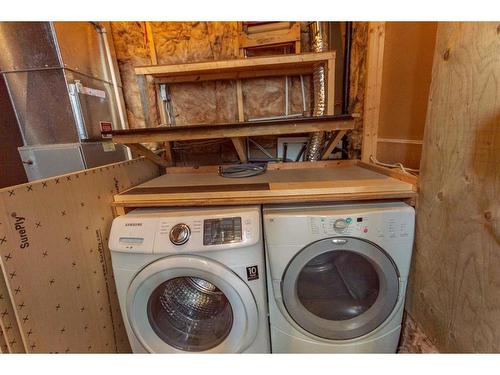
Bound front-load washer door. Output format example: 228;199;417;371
281;237;399;340
127;255;259;353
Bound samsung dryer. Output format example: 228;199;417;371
263;201;415;353
109;205;270;353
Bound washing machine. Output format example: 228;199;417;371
263;201;415;353
108;205;270;353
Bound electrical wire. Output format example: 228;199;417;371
369;155;420;175
218;163;267;178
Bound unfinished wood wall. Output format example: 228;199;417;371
110;22;368;164
362;22;437;169
0;158;159;353
376;22;437;169
407;22;500;352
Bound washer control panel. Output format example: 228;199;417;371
203;217;242;245
109;206;260;254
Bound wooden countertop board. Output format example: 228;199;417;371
114;163;416;206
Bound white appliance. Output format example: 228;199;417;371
263;201;415;353
109;205;270;353
19;142;127;181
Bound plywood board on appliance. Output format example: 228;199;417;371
0;158;159;353
127;164;396;189
407;22;500;353
115;163;415;207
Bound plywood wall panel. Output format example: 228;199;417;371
407;22;500;353
376;142;423;170
0;158;159;353
378;22;437;141
0;265;24;353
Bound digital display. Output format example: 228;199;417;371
203;217;242;245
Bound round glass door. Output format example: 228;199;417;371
147;277;233;352
127;255;258;353
282;237;399;340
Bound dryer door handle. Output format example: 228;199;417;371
331;238;348;245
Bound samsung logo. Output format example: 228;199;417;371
125;223;142;227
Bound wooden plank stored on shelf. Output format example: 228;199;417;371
153;67;313;84
163;159;356;175
238;22;301;49
135;51;336;78
106;115;354;146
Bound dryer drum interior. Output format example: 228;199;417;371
282;237;399;340
297;251;380;321
147;276;234;352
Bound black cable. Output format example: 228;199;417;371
218;163;267;178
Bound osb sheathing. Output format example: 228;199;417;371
0;158;160;353
346;22;368;159
110;22;366;163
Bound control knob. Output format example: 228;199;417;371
333;219;348;233
169;223;191;245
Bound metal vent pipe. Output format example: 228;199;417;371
306;21;329;161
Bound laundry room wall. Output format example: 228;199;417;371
407;22;500;352
109;22;369;163
0;157;160;353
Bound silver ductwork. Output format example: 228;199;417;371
306;21;329;161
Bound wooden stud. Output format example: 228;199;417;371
125;143;172;168
136;75;152;128
361;22;386;162
144;22;158;65
236;80;245;121
231;138;247;162
232;79;248;162
327;57;336;115
321;130;347;160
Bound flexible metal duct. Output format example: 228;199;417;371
306;21;329;161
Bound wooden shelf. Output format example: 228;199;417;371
112;160;417;212
135;51;336;83
106;115;354;143
134;51;338;163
